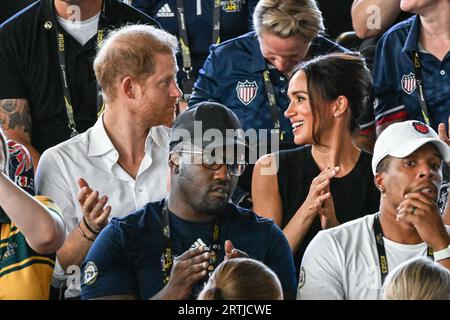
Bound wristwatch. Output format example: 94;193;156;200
433;244;450;262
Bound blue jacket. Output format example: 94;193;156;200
372;15;450;131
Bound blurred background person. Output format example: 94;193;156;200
198;258;283;300
383;256;450;300
131;0;258;103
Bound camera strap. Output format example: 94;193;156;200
262;69;285;141
160;199;220;284
412;51;431;126
176;0;221;99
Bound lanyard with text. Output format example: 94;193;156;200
176;0;221;96
52;1;106;137
412;52;430;126
373;213;433;284
160;199;220;284
262;70;285;141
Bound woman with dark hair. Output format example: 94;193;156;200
197;258;283;300
252;53;380;270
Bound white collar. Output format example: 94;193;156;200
87;114;170;158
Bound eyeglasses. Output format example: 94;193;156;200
178;150;246;176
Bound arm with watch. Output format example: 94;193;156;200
56;178;111;271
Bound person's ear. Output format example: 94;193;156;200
374;173;385;194
169;152;180;174
332;95;348;118
121;76;141;99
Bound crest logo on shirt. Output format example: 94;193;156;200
236;80;258;105
401;72;417;95
83;261;99;286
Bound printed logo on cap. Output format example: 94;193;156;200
236;80;258;105
401;72;417;95
412;121;429;134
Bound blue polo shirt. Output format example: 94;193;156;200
189;31;347;149
131;0;258;91
371;15;450;131
80;200;297;300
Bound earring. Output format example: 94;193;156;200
378;185;385;193
173;166;179;174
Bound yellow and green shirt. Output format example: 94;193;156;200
0;196;62;300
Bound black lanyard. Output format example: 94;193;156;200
262;70;285;141
160;199;221;284
373;213;433;284
412;52;431;126
52;0;106;137
176;0;221;81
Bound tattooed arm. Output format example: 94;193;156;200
0;99;40;168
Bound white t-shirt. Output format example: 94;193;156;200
57;12;100;46
36;115;170;297
297;213;450;300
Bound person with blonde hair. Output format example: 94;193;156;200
383;257;450;300
188;0;347;207
198;258;283;300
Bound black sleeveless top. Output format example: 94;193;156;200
277;145;380;271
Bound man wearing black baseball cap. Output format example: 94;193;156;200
80;102;297;300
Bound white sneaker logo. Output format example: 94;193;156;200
156;4;175;17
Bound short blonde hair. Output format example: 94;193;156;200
253;0;324;40
197;258;283;300
94;24;178;102
383;257;450;300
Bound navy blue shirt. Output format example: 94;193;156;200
189;31;347;149
80;200;297;300
131;0;258;92
0;0;159;153
371;15;450;131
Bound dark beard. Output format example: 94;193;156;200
195;193;229;217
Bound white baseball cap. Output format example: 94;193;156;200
372;121;450;174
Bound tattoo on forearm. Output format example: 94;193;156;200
0;99;32;134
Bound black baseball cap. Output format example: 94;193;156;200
169;102;248;153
